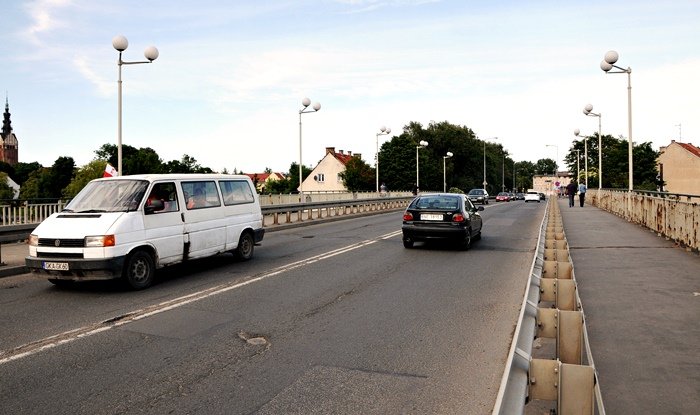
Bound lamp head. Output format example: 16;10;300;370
604;50;619;65
600;60;613;72
584;103;593;115
379;126;386;133
446;152;453;157
312;102;321;111
419;140;428;147
386;127;391;134
112;35;128;52
574;128;580;136
144;46;159;61
301;97;311;108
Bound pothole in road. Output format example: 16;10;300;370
238;331;268;346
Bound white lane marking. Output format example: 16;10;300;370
0;230;402;365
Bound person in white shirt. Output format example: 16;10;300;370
578;181;587;207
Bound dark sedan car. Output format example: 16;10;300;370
467;188;489;205
402;193;484;250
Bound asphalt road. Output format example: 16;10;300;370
0;200;545;414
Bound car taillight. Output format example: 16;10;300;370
403;212;413;221
452;213;465;222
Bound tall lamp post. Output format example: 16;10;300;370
443;152;453;192
573;129;588;188
416;140;428;191
575;149;581;183
545;144;558;174
482;136;498;191
112;35;159;176
501;149;506;192
375;126;391;193
298;97;321;202
600;50;633;192
574;104;603;189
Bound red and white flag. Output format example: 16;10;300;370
104;163;118;177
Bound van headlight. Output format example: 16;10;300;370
28;234;38;246
85;235;116;247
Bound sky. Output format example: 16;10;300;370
1;0;699;175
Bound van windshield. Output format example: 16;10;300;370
65;179;149;213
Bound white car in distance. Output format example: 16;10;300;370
524;191;540;203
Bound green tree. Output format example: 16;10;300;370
0;172;15;199
339;156;375;191
265;162;312;194
565;134;659;189
12;161;43;186
62;160;108;198
163;154;213;173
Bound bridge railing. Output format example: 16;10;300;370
591;189;699;252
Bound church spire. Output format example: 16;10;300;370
2;94;12;138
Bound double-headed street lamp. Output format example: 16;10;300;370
600;50;633;192
112;35;159;176
482;136;498;190
375;126;391;193
298;97;321;201
443;151;453;192
416;140;428;191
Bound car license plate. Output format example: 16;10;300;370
43;262;69;271
420;214;443;221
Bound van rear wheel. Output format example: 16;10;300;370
233;232;254;261
123;250;155;290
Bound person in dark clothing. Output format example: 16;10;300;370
566;181;577;208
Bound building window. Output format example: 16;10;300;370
315;173;325;183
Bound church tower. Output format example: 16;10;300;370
1;96;19;165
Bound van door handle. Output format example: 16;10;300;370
181;212;185;222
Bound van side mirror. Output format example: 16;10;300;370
145;199;165;214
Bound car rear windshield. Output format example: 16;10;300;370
411;196;461;210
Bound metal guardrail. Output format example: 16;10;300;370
0;197;414;242
492;197;604;414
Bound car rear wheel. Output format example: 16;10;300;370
233;232;255;261
461;229;472;250
403;236;414;249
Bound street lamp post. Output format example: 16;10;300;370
582;105;602;189
416;140;428;191
545;144;558;174
501;149;506;192
482;136;498;191
443;152;453;192
112;35;159;176
573;129;589;188
375;126;391;193
298;97;321;202
575;149;580;182
600;50;633;192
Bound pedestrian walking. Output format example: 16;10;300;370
578;181;587;207
566;181;577;208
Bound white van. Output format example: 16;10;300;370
26;174;264;289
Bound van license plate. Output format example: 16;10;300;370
43;262;69;271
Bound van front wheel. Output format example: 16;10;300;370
233;232;254;261
123;250;155;290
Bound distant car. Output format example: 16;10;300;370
539;192;546;200
467;188;489;205
508;192;517;201
402;193;484;250
515;192;525;200
524;191;540;203
496;192;510;202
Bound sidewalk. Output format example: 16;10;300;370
0;242;28;278
558;198;699;414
